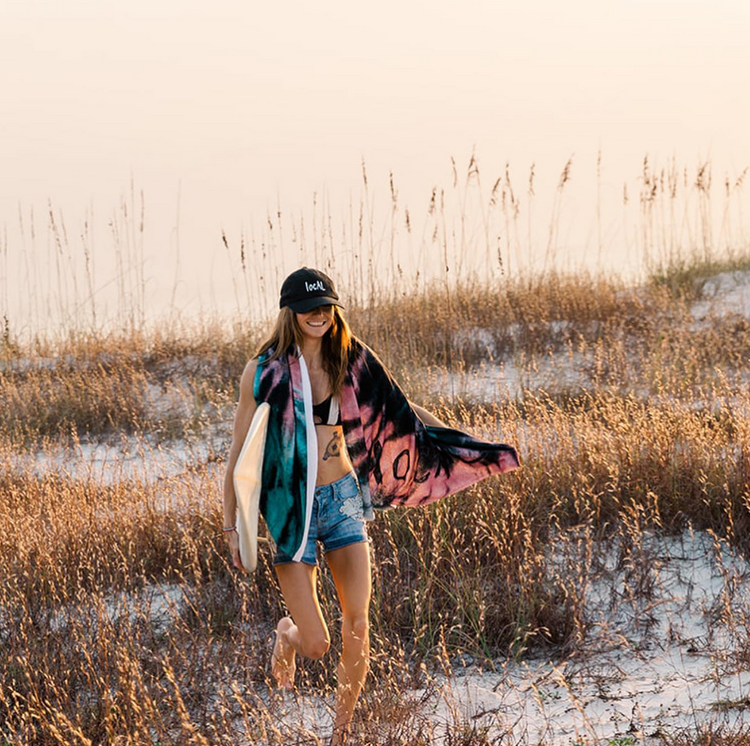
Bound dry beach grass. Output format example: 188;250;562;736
3;156;750;744
3;266;750;744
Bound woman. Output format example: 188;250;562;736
223;267;519;745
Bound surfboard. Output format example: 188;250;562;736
233;402;270;572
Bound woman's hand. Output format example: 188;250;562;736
224;529;247;573
410;401;450;428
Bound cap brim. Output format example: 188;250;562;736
288;296;343;313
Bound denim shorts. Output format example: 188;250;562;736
272;472;369;567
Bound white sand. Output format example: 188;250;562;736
266;530;750;744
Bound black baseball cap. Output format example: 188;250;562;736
279;267;343;313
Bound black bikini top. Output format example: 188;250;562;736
312;394;342;426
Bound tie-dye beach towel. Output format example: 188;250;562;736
254;339;520;561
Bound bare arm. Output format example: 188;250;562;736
223;359;259;531
410;402;450;429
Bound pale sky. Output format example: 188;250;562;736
1;0;749;329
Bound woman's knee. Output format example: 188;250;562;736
301;633;331;660
343;614;369;644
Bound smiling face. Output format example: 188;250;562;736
295;304;334;339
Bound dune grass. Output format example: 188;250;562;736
2;155;750;743
3;258;750;742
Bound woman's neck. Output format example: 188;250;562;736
299;337;324;368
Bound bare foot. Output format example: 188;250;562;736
271;617;296;690
329;722;351;746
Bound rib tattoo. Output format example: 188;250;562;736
323;432;342;461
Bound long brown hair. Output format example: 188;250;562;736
254;306;354;396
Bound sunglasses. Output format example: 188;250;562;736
300;305;334;315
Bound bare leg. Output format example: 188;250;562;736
272;561;331;689
325;541;371;745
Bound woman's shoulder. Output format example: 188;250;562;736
349;337;385;368
243;358;259;375
240;359;259;398
254;344;295;366
347;335;368;358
